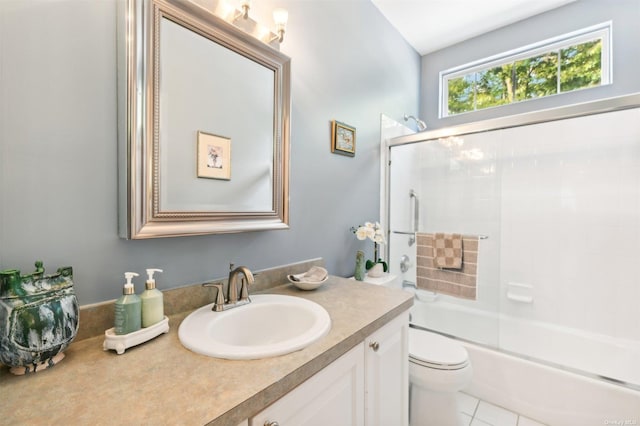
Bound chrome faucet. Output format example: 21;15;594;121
227;265;254;305
202;264;255;312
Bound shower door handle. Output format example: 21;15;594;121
409;190;419;246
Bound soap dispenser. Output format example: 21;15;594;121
114;272;141;335
141;268;164;328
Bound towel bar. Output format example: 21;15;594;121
391;231;489;240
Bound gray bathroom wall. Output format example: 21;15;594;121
420;0;640;129
0;0;420;304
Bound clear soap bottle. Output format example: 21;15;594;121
114;272;142;335
141;268;164;328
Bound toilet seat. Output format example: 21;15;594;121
409;328;469;371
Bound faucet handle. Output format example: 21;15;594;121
203;282;226;311
239;277;250;302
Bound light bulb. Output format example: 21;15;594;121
240;0;251;19
272;8;288;42
272;8;288;26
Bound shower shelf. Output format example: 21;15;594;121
506;293;534;303
506;282;534;303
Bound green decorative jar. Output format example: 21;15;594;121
0;261;79;375
354;250;365;281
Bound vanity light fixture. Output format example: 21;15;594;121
237;0;250;20
271;8;288;43
227;0;288;45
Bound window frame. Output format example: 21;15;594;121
439;21;612;118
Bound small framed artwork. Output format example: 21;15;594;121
197;131;231;180
331;120;356;157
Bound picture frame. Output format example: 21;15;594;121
331;120;356;156
197;131;231;180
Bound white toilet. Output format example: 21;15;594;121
408;327;472;426
356;273;472;425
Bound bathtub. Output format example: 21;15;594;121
410;299;640;425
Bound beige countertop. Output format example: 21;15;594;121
0;276;412;425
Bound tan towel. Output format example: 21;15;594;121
432;233;463;269
416;233;479;301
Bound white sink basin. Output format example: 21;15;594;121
178;294;331;360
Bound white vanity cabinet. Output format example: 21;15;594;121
249;311;409;426
250;343;365;426
365;311;409;426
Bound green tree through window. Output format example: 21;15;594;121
561;40;602;92
476;64;512;109
515;52;558;101
448;75;475;114
444;36;605;116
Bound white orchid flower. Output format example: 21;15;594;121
355;226;369;240
373;229;386;244
365;227;375;239
353;221;385;244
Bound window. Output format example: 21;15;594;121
440;22;611;117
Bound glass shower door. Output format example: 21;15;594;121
387;133;501;348
387;104;640;388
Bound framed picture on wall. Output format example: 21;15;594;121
197;131;231;180
331;120;356;156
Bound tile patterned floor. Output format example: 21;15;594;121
457;393;547;426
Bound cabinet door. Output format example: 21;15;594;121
250;343;365;426
365;310;409;426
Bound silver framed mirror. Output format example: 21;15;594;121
117;0;291;239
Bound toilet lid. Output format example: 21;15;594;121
409;328;469;369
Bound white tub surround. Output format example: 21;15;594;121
463;341;640;426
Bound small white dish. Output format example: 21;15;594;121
287;274;328;291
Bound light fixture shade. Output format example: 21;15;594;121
273;8;288;26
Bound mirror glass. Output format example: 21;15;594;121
118;0;290;238
159;17;274;212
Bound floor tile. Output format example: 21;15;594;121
460;413;473;426
470;418;493;426
475;401;518;426
518;416;547;426
457;392;480;416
